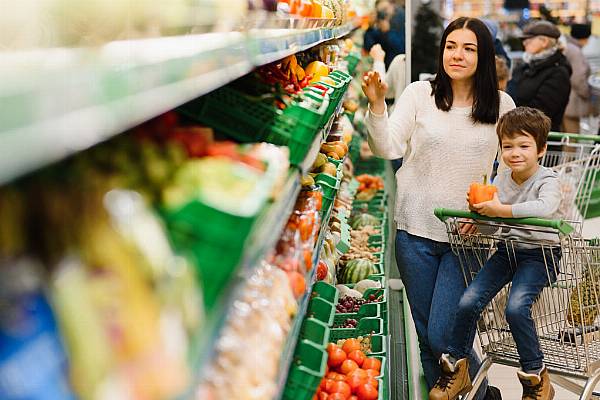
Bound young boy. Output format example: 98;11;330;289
429;107;562;400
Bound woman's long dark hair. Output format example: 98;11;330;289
430;17;500;124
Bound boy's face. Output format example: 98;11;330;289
500;131;546;177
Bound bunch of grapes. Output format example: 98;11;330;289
334;318;358;328
335;293;384;313
336;296;368;313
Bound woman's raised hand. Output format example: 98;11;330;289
361;71;388;114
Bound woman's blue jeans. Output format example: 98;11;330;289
395;230;488;399
447;245;561;372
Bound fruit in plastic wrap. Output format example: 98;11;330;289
200;262;296;399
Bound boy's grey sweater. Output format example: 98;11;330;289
484;166;562;247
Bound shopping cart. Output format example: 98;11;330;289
541;132;600;227
435;208;600;400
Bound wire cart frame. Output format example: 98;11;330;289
435;208;600;400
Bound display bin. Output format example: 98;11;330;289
282;340;327;400
161;200;267;309
344;53;361;75
344;274;386;290
329;317;383;341
333;302;381;326
307;296;336;327
368;334;387;356
312;281;339;305
178;86;328;165
300;318;331;348
313;78;347;119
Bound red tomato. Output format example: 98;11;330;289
327;347;347;368
364;369;379;378
361;358;381;373
348;368;368;380
356;384;378;400
321;379;335;392
340;359;359;375
329;381;352;398
342;338;362;354
347;350;366;367
328;394;348;400
349;397;358;400
345;374;368;393
366;378;378;389
318;392;329;400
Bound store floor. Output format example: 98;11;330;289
489;364;584;399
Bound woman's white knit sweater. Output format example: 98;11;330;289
365;81;515;242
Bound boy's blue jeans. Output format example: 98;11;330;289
395;230;488;399
447;244;561;372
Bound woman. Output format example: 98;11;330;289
362;17;515;399
507;20;571;132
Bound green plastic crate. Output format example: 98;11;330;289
312;281;339;305
282;340;327;400
344;53;361;75
307;297;336;327
333;302;381;326
178;86;328;165
329;317;383;341
300;318;331;347
162;201;265;309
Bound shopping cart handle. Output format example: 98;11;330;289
548;131;600;142
433;208;574;235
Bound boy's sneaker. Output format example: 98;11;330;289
429;354;472;400
517;367;555;400
485;385;502;399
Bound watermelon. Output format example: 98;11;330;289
339;259;375;284
350;213;380;229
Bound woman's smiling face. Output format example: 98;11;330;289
443;28;478;82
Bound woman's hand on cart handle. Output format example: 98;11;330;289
470;193;513;218
362;71;388;115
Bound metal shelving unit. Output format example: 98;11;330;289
0;22;356;185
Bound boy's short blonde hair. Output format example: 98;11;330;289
497;107;551;151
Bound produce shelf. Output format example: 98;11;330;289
0;23;356;185
183;170;301;397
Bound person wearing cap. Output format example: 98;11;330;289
562;23;592;133
507;20;572;132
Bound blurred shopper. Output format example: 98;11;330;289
496;56;510;91
483;18;512;69
363;17;514;400
362;0;405;69
562;23;592;133
507;20;571;132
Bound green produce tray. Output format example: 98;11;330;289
329;317;383;341
179;86;328;165
369;334;387;356
307;297;336;327
282;340;327;400
162;202;263;309
300;318;331;348
344;53;361;75
585;187;600;218
312;281;339;305
333;302;381;326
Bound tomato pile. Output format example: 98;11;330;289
313;339;381;400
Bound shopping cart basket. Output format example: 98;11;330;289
435;208;600;400
542;132;600;226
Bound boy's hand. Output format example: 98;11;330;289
471;193;513;218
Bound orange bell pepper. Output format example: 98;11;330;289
468;174;497;207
